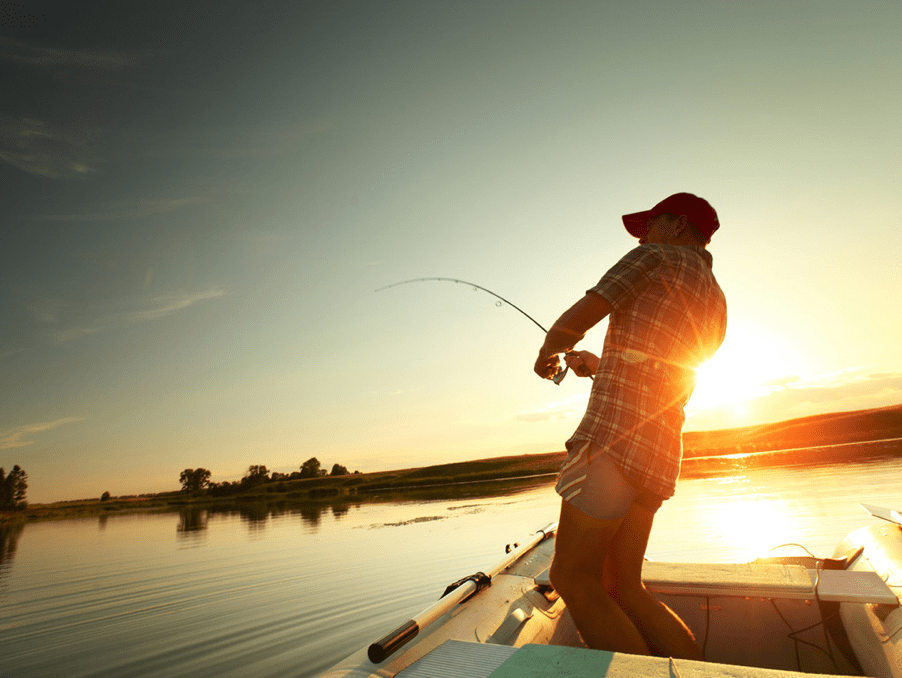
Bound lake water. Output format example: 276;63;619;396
3;455;901;678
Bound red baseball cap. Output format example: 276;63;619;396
622;193;720;240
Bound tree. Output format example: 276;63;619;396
0;466;28;510
300;457;322;478
330;463;349;476
179;468;212;494
243;465;269;485
101;491;111;502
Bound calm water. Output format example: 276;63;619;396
2;456;901;678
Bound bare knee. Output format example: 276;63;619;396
548;558;574;597
607;579;655;615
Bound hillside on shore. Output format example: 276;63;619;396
682;402;902;456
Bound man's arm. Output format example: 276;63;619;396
534;293;613;379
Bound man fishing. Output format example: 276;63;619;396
534;193;727;658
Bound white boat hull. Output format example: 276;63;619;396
320;514;902;678
833;523;902;678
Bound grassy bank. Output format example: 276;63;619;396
19;452;566;523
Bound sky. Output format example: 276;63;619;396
2;0;901;504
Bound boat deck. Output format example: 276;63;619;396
535;561;897;606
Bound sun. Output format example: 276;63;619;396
689;324;794;417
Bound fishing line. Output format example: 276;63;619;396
375;277;590;384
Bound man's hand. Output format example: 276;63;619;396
564;350;599;377
534;350;561;380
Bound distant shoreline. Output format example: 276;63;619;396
10;403;902;524
13;437;902;524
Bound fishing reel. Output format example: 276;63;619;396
552;364;570;385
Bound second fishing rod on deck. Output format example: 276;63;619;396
375;277;594;384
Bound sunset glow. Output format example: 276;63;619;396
689;326;796;420
2;2;901;503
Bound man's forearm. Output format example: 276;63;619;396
534;293;612;379
539;324;585;359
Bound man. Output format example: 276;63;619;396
534;193;727;657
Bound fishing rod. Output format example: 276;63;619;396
375;277;592;384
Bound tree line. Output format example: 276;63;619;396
0;466;28;511
179;457;359;495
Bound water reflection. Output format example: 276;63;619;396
177;507;210;546
196;478;554;534
681;441;902;479
0;521;24;583
238;502;271;525
701;486;796;561
358;475;553;504
178;507;209;532
175;501;333;535
221;500;361;532
298;504;322;527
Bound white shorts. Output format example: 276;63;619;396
555;443;663;520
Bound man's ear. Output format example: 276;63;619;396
673;214;689;236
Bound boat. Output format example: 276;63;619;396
319;504;902;678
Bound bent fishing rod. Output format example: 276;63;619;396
375;277;593;384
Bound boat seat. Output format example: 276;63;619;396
535;562;898;606
396;640;844;678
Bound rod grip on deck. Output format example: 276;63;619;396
368;620;419;664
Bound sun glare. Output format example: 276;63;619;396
689;326;794;418
706;495;796;561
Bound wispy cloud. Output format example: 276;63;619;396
686;369;902;430
0;38;144;178
124;289;227;323
514;393;588;423
32;196;207;222
48;325;102;344
0;115;98;178
0;38;138;71
1;106;329;180
775;370;902;409
0;417;84;450
42;287;228;344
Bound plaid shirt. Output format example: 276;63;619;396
566;244;727;499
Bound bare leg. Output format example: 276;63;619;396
549;499;650;654
603;501;704;660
